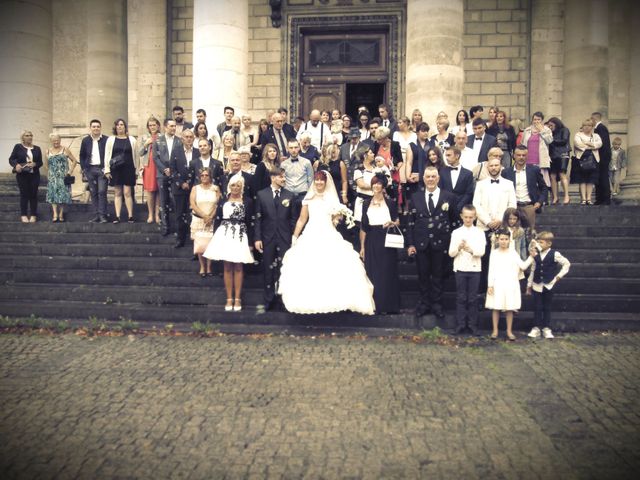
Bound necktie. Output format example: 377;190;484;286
384;120;388;127
428;193;435;214
491;179;500;184
277;130;286;154
274;189;280;207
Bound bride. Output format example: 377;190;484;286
278;170;375;315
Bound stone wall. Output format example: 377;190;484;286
169;0;194;118
463;0;529;123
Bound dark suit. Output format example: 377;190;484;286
466;133;497;163
254;186;299;307
170;147;200;245
439;166;475;216
152;134;182;233
191;157;224;189
594;122;611;204
222;170;254;201
380;118;398;135
300;145;320;163
259;126;295;157
282;122;296;139
79;135;108;217
407;188;457;316
340;140;364;201
502;165;547;230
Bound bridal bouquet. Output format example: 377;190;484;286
331;204;356;229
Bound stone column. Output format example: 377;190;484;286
193;0;249;119
405;0;463;127
620;1;640;200
0;0;52;173
561;0;609;135
127;0;167;135
86;0;128;124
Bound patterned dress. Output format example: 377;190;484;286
203;200;254;263
46;151;72;204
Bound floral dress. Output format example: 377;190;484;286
46;150;72;204
203;200;254;263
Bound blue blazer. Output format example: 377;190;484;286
79;135;107;170
501;165;547;205
438;166;475;214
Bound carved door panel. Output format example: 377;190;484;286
302;83;345;119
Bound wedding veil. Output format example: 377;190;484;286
303;169;340;206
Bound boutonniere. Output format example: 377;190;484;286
441;202;449;212
281;199;290;207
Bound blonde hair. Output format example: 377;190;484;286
49;133;61;142
20;130;34;142
320;143;339;166
488;146;503;160
536;231;554;242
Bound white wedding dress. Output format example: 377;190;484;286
278;173;375;315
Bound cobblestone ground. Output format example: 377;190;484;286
0;333;639;480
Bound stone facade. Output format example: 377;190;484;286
169;0;194;118
463;0;529;122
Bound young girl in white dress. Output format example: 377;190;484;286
486;229;536;340
278;170;375;315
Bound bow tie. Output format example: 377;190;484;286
475;137;483;141
448;166;459;171
290;157;298;162
491;179;500;184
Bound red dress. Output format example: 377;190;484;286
142;135;158;192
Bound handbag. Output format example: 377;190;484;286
579;150;597;171
384;224;405;249
64;175;75;185
193;229;213;255
109;154;125;170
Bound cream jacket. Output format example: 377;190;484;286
104;135;140;174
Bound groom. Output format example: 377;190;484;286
254;167;299;311
407;166;458;326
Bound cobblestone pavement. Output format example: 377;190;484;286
0;332;639;479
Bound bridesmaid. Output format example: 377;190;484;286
9;130;43;223
360;173;400;314
45;134;77;222
139;116;161;223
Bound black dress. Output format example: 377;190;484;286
361;197;400;314
110;137;136;187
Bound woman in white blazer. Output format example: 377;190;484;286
570;118;602;205
104;118;140;223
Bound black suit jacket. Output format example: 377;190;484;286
594;123;611;164
170;147;200;195
501;165;547;205
438;166;475;214
282;123;296;139
259;126;295;155
79;135;107;170
466;133;497;163
191;157;224;189
222;170;255;201
407;188;457;251
9;144;43;174
254;187;298;247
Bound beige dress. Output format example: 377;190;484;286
190;184;218;239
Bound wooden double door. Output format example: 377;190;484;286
300;31;389;120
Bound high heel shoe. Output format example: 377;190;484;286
563;197;570;205
233;299;242;312
224;299;233;311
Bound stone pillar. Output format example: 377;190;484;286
561;0;609;135
193;0;249;119
405;0;463;127
620;1;640;200
86;0;128;125
128;0;167;135
0;0;52;173
529;0;565;119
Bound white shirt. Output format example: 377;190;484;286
366;200;392;225
297;121;332;150
166;135;175;155
459;146;477;172
514;167;531;203
425;187;440;213
527;249;571;292
448;225;486;272
200;156;211;169
271;186;281;199
90;136;101;165
448;164;461;188
184;148;193;166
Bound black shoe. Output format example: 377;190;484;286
89;215;100;223
468;327;480;337
128;217;135;224
173;241;184;249
161;230;170;236
432;307;445;320
191;255;198;261
98;215;109;224
454;326;466;335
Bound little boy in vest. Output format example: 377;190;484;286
526;231;571;339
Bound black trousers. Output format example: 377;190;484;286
533;287;554;329
158;175;173;230
173;192;191;244
480;230;493;292
16;172;40;216
455;271;481;328
262;240;288;306
415;243;445;311
595;157;611;204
